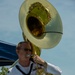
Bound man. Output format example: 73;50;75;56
7;41;62;75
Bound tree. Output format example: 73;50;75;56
0;66;8;75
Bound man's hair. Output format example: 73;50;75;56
16;41;33;50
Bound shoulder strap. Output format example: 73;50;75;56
16;63;33;75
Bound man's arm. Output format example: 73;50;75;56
33;55;62;75
46;62;62;75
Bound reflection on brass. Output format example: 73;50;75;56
37;68;46;75
46;73;53;75
26;2;51;37
29;2;51;24
36;68;53;75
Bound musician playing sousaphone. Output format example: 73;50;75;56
7;0;63;74
7;41;62;75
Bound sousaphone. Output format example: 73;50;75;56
19;0;63;50
19;0;63;75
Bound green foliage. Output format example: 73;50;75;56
0;66;8;75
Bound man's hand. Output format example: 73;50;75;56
33;55;47;68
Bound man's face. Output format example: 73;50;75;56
17;43;32;60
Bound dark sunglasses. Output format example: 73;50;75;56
21;48;32;52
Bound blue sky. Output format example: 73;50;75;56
0;0;75;75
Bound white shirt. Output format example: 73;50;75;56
7;61;62;75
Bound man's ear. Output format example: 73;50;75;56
16;50;19;54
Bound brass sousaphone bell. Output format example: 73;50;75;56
19;0;63;51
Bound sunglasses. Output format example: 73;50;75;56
21;48;32;52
